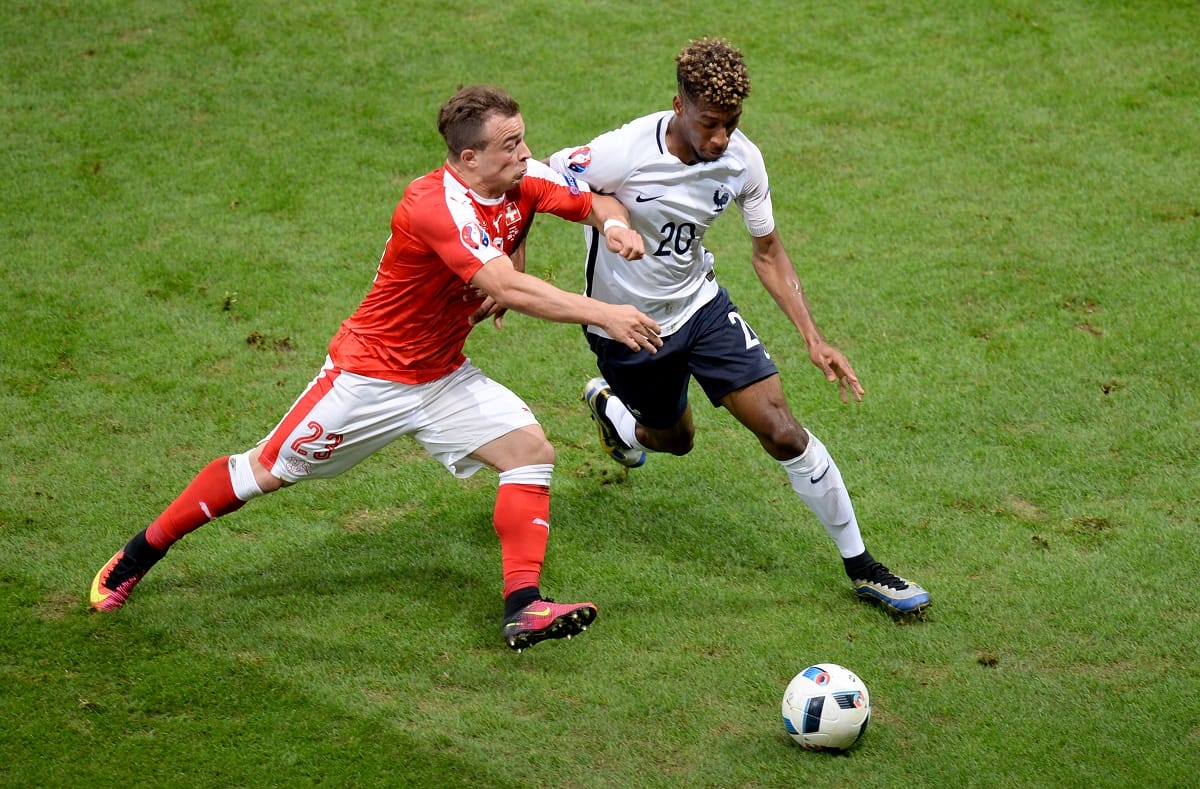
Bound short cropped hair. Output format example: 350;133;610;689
437;85;521;158
675;38;751;109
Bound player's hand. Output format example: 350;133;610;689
603;305;662;353
809;342;864;403
604;226;645;261
466;291;507;329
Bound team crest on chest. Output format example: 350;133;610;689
492;201;523;249
713;185;732;213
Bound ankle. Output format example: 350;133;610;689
124;528;168;570
503;586;541;618
842;551;876;580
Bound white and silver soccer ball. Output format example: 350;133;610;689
781;663;871;751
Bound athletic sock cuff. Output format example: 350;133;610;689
228;451;266;501
497;463;553;487
503;585;542;617
842;550;875;579
127;527;169;566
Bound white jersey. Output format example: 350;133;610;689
549;110;776;338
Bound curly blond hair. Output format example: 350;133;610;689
675;38;751;109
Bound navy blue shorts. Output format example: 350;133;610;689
586;288;779;429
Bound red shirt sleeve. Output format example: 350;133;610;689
519;159;593;225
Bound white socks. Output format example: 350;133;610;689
228;451;266;502
780;432;866;559
604;394;865;559
498;463;554;488
604;394;648;452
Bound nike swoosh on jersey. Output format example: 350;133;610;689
634;194;663;202
810;465;830;484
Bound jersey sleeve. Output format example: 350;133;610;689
522;158;594;222
736;137;777;238
547;120;641;194
409;186;505;283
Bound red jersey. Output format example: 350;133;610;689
328;160;591;384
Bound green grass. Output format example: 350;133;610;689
3;1;1199;786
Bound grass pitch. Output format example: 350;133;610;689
2;2;1198;787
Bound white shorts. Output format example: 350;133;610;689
258;358;538;482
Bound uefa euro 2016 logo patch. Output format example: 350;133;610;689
567;147;592;173
460;222;491;251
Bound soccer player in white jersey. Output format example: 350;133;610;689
548;38;930;616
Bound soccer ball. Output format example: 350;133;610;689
781;663;871;751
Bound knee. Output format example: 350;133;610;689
643;425;693;456
245;448;286;493
524;437;556;466
662;435;694;456
256;469;286;493
760;420;808;460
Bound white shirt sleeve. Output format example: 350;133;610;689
548;116;653;195
736;137;776;238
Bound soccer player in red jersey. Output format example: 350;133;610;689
90;85;662;651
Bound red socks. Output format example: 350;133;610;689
492;482;550;598
145;456;247;551
144;458;554;601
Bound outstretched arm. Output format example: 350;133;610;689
750;229;864;403
470;255;662;353
541;155;643;260
467;241;525;329
468;193;642;329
